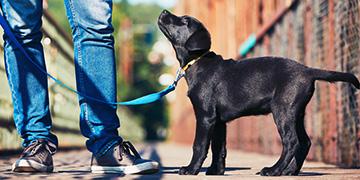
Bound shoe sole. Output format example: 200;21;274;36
91;161;159;174
12;159;53;172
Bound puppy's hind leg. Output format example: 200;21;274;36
259;105;300;176
282;85;314;175
206;121;227;175
282;117;311;175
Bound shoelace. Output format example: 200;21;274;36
21;139;56;158
120;141;141;160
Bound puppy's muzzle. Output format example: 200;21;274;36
158;10;171;25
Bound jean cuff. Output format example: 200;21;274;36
95;137;123;157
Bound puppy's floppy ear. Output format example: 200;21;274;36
185;28;211;51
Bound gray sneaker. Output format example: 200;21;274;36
91;141;159;174
12;139;56;172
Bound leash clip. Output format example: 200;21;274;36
173;67;185;86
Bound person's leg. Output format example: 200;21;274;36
63;0;159;174
0;0;58;148
63;0;121;155
1;0;57;172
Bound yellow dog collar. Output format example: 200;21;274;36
182;51;210;72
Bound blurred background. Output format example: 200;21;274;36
0;0;360;168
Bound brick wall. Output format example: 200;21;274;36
169;0;360;167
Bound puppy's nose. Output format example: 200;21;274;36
162;10;169;15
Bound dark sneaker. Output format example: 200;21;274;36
12;139;56;172
91;141;159;174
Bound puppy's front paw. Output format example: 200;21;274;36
280;161;299;175
178;166;199;175
206;165;225;175
258;167;281;176
281;168;300;176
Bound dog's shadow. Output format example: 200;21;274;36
161;166;251;174
255;171;327;176
298;171;326;176
162;167;326;176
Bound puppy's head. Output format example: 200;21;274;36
158;10;211;67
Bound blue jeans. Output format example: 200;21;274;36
1;0;122;155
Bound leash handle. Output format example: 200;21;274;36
0;14;177;106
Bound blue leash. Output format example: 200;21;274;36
0;14;182;106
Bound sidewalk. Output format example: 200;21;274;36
1;143;360;179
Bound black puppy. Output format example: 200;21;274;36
158;10;360;176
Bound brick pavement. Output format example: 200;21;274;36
1;143;360;179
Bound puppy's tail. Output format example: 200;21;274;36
308;68;360;89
